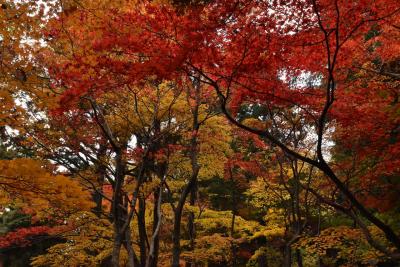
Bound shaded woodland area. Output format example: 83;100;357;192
0;0;400;266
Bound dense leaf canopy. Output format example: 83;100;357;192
0;0;399;266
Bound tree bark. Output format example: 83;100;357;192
283;244;291;267
123;222;138;267
295;249;303;267
258;254;267;267
172;74;202;267
111;230;122;267
93;144;107;217
138;196;148;267
150;188;160;267
171;166;200;267
230;169;237;267
187;183;197;266
111;148;129;266
146;186;163;267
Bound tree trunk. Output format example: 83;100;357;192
172;204;184;267
93;165;106;217
111;149;128;266
258;254;267;267
146;186;163;267
123;223;137;267
230;172;237;267
138;197;148;267
231;213;237;267
187;183;197;267
172;77;201;267
111;230;122;267
150;189;160;267
93;144;107;217
295;249;303;267
171;169;199;267
283;244;291;267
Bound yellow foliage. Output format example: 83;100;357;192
242;118;267;130
31;212;118;267
295;226;392;266
0;159;94;218
182;233;232;264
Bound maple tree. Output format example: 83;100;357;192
0;0;400;266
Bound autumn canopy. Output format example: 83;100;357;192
0;0;399;266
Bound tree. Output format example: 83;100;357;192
0;0;398;266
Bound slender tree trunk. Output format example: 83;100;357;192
284;160;303;267
111;149;129;266
230;172;237;267
146;186;163;267
150;188;160;267
123;223;137;267
89;100;137;266
93;165;106;217
138;197;148;267
187;183;197;267
317;202;322;267
172;74;202;267
258;254;267;267
295;249;303;267
172;201;184;267
111;229;122;267
283;243;292;267
188;185;196;243
231;212;237;267
93;144;107;217
171;167;199;267
111;191;124;266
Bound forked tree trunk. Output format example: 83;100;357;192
123;223;138;267
172;74;202;267
171;167;200;267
